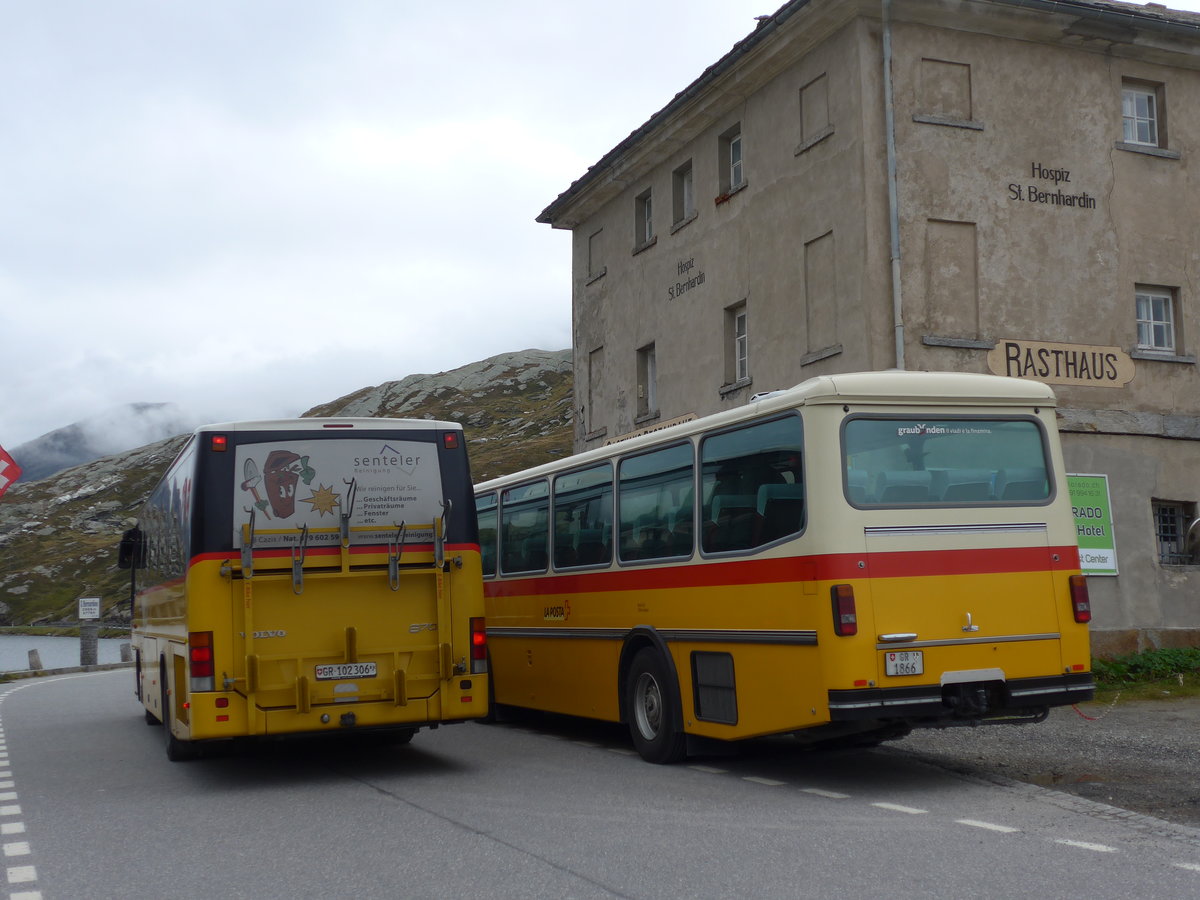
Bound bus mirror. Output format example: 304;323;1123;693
118;526;146;570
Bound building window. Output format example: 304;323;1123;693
797;73;833;154
1135;286;1177;353
586;346;604;436
725;303;748;384
587;229;605;281
634;189;654;250
1122;82;1163;147
636;343;657;419
672;160;695;228
1153;500;1198;564
718;125;744;197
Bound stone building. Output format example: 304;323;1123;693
537;0;1200;654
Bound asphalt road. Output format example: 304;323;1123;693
4;670;1200;899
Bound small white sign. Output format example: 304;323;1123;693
78;597;101;620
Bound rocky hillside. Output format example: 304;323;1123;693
304;348;573;482
0;349;573;625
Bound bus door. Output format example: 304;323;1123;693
863;522;1063;701
227;438;454;728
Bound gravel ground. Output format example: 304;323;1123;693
889;695;1200;828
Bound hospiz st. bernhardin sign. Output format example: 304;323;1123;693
986;339;1134;388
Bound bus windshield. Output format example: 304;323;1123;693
842;416;1051;506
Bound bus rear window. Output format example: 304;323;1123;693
842;417;1050;506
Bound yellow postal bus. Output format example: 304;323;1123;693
121;418;487;760
474;371;1092;763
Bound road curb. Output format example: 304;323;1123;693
1;662;134;681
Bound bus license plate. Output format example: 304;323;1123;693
885;650;923;677
315;662;378;681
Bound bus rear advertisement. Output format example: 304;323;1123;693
121;418;487;760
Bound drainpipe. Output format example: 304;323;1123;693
883;0;905;370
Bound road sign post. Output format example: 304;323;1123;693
79;597;100;666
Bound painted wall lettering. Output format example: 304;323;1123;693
986;339;1134;388
1007;162;1096;209
668;257;706;300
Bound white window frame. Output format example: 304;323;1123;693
635;190;654;248
673;161;695;225
734;308;748;381
637;344;657;418
718;125;744;196
1136;287;1176;353
1122;85;1159;147
729;132;743;191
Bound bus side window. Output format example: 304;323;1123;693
553;464;613;569
475;494;498;577
500;482;549;574
618;444;693;563
701;415;805;553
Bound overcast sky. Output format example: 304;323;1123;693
1;0;1193;449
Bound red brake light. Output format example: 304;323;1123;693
831;584;858;636
469;617;487;673
210;435;228;452
444;432;460;450
189;631;215;678
1069;574;1092;623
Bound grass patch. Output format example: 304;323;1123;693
1089;646;1200;704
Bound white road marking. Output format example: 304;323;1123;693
872;802;927;815
743;776;786;786
3;842;30;857
956;819;1019;834
688;765;728;774
1171;862;1200;873
6;866;36;884
0;824;25;836
801;788;850;799
1056;839;1116;853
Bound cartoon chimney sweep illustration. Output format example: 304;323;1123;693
264;450;303;518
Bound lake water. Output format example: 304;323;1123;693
0;634;131;673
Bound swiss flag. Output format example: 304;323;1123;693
0;444;21;500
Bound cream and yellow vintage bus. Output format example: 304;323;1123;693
121;418;487;760
474;371;1092;763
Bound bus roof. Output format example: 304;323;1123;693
475;370;1056;492
194;417;464;433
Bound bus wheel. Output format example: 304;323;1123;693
626;648;686;764
144;708;161;726
161;669;198;762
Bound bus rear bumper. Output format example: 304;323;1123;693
827;672;1095;724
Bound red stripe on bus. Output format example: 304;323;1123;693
484;545;1081;598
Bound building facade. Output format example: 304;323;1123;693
538;0;1200;654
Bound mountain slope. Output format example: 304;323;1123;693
11;402;195;483
0;349;573;624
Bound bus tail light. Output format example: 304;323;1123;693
469;617;488;674
1069;574;1092;624
189;631;216;691
831;584;858;636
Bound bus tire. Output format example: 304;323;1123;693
626;648;686;764
144;708;160;726
162;666;198;762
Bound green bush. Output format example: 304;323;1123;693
1093;647;1200;685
